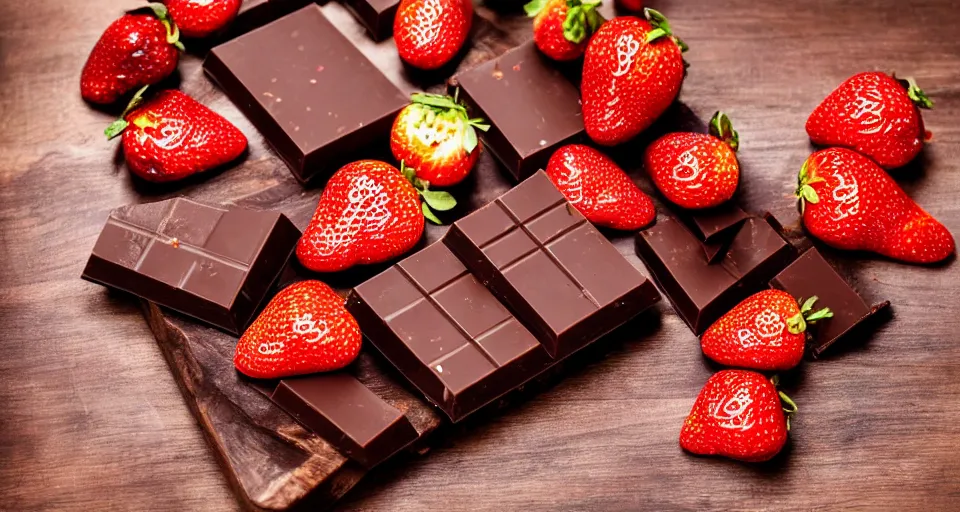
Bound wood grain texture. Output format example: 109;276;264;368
1;0;959;511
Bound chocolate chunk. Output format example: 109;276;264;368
680;203;751;263
635;215;795;335
82;198;301;335
342;0;400;41
270;373;418;468
204;5;407;184
769;248;890;357
455;41;585;181
347;242;553;422
443;171;661;358
229;0;319;39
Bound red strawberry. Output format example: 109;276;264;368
80;3;183;105
164;0;242;39
297;161;430;273
581;10;686;146
525;0;604;62
796;148;954;264
105;89;247;183
644;111;740;209
806;72;932;169
616;0;644;11
234;280;362;379
394;0;472;70
680;370;796;462
545;144;655;230
701;290;833;371
390;92;489;187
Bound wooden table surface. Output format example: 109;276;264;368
2;0;959;510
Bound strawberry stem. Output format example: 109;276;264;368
524;0;548;16
786;296;834;335
561;0;604;45
770;376;798;431
708;111;739;152
894;75;934;110
644;8;688;52
104;85;151;140
147;3;184;51
795;158;825;214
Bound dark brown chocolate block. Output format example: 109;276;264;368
770;248;890;357
635;215;795;335
455;41;585;181
444;171;661;358
204;5;408;184
228;0;318;39
347;242;553;422
342;0;400;41
270;373;418;468
82;198;300;335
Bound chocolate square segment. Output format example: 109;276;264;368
270;373;418;468
455;41;585;181
81;198;300;335
444;171;660;358
635;214;795;335
769;248;890;357
342;0;400;41
204;5;408;184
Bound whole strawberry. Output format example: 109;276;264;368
680;370;796;462
644;111;740;209
797;148;954;264
390;92;489;187
616;0;644;11
701;290;833;371
164;0;242;39
297;161;433;272
525;0;604;62
394;0;472;70
105;88;247;183
581;10;686;146
806;72;932;169
234;281;362;380
545;144;655;230
80;3;183;105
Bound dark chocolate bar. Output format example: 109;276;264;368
342;0;400;41
444;171;661;358
204;5;408;184
455;41;585;181
229;0;318;39
635;214;795;335
270;373;418;468
347;242;553;422
769;248;890;357
82;198;300;335
682;203;750;262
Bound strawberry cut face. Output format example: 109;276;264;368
390;102;480;187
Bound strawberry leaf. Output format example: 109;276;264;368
644;8;687;51
801;186;819;205
708;111;739;152
411;92;464;113
468;119;490;131
786;311;806;335
524;0;548;17
778;390;798;431
562;6;589;44
419;189;457;212
463;124;479;154
422;203;443;225
897;76;934;110
400;160;416;183
104;119;129;140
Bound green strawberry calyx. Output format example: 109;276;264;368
770;375;799;431
708;111;739;152
146;3;185;52
563;1;605;45
644;8;689;52
893;75;934;110
410;91;489;155
795;158;825;214
401;161;457;225
104;85;151;140
786;296;834;335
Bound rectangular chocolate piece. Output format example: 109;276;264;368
228;0;318;39
342;0;400;41
770;248;890;357
681;203;750;263
635;215;795;335
348;242;552;421
204;5;408;183
82;198;301;335
444;171;661;358
455;41;585;181
270;373;418;468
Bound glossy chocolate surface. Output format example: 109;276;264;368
81;198;300;335
770;248;890;357
342;0;400;41
204;5;407;183
455;41;584;181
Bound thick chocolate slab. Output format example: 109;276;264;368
270;373;418;468
455;41;584;181
204;5;407;183
770;248;890;357
229;0;318;39
82;198;300;335
342;0;400;41
635;215;795;335
444;171;661;358
681;203;750;262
